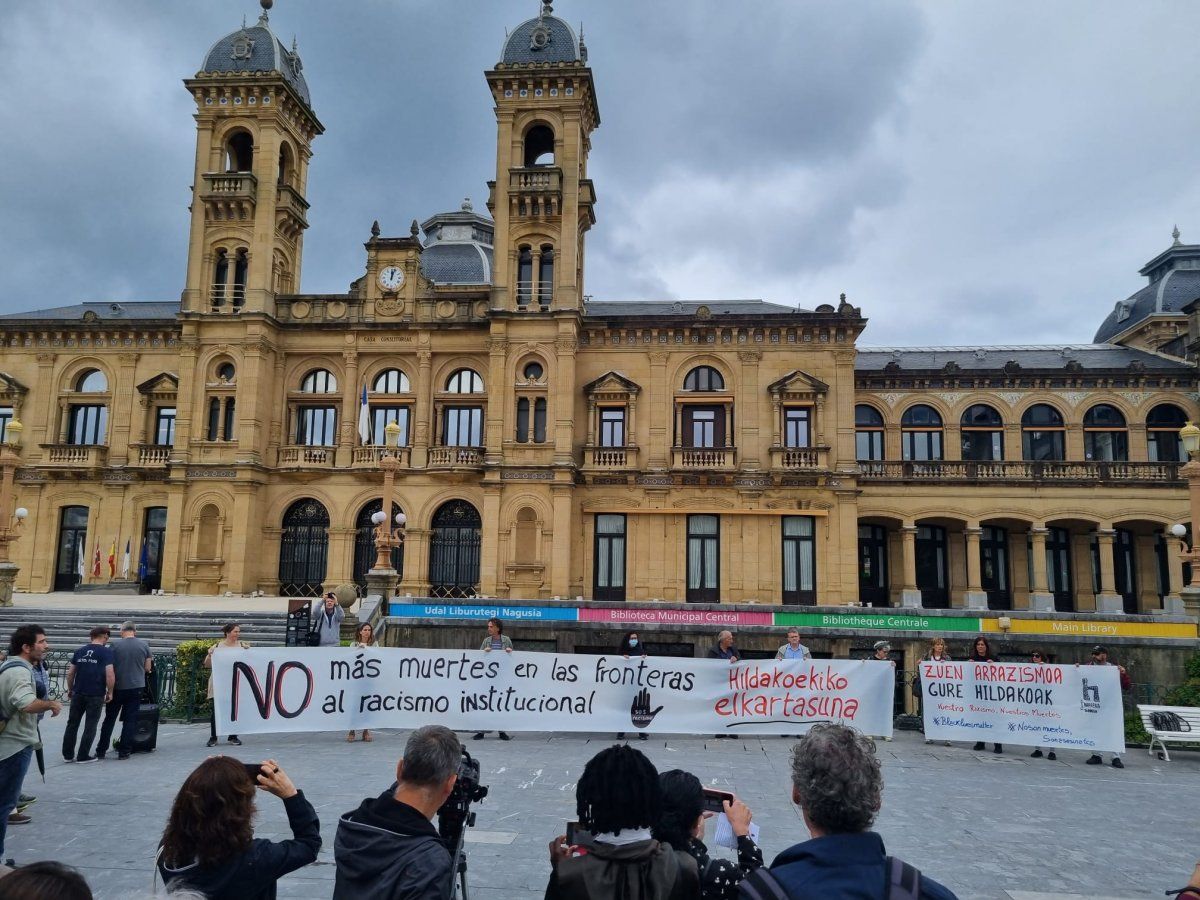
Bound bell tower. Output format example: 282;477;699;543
181;0;323;316
487;2;599;314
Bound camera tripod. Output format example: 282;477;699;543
448;807;476;900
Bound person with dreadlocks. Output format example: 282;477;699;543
545;744;701;899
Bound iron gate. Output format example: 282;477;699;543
353;500;404;595
428;500;481;598
279;498;330;597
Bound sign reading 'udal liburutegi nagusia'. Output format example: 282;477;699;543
213;648;897;737
919;661;1126;754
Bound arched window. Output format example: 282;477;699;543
216;362;236;382
277;142;295;187
196;504;221;559
538;244;554;307
1083;404;1128;461
445;369;484;393
1147;403;1188;462
683;366;725;392
278;499;329;597
1021;404;1065;461
372;369;411;393
522;361;545;382
855;405;884;461
300;369;337;393
232;249;248;308
225;131;254;172
428;500;482;598
960;404;1004;461
75;370;107;393
517;246;533;307
523;124;555;167
901;405;943;461
514;507;538;565
211;250;229;308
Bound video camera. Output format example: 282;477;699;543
437;747;488;846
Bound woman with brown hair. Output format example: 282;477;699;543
157;756;320;899
968;635;1003;754
347;621;377;743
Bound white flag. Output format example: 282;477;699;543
76;536;85;579
357;385;371;444
122;538;131;579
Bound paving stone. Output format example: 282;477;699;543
5;717;1195;899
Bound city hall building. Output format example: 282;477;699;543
2;2;1198;663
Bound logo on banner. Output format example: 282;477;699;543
630;688;664;729
1080;677;1101;714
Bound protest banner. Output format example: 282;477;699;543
213;648;896;737
919;661;1126;754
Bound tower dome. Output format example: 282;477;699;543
500;1;583;66
200;1;311;107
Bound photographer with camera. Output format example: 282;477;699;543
333;725;463;900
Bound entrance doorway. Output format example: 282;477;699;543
140;507;167;592
278;498;329;597
54;506;89;591
858;525;889;607
428;500;482;598
915;525;948;608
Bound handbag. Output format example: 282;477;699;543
306;619;322;647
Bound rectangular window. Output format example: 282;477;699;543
207;397;220;441
902;430;942;461
855;430;883;461
68;405;107;445
222;399;236;441
0;407;13;445
683;406;724;448
961;430;1002;461
783;408;811;449
443;406;483;446
516;398;530;443
371;406;410;445
686;514;720;603
296;406;337;446
781;516;816;605
154;407;176;446
599;408;626;447
533;398;547;443
593;514;627;601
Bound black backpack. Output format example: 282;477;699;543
739;856;921;900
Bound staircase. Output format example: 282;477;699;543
0;607;288;654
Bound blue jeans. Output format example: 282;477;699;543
0;746;33;856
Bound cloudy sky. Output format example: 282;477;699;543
2;0;1199;347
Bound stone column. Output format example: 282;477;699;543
898;523;922;607
397;527;429;597
963;525;988;609
412;350;433;467
550;484;572;598
158;483;187;594
1163;528;1185;613
1093;528;1124;613
553;336;578;466
737;350;761;470
1028;526;1055;611
479;486;502;597
648;351;670;471
338;350;359;466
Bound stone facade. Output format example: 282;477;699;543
1;5;1197;623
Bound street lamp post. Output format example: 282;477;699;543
0;420;29;607
365;420;405;600
1174;421;1200;617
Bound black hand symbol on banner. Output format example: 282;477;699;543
630;688;664;729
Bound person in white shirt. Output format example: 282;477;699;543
775;628;811;662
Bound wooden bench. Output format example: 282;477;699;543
1137;704;1200;761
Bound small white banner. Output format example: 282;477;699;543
919;661;1126;754
213;648;897;738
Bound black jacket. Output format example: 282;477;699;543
334;788;453;900
546;835;700;900
158;791;320;900
685;835;763;900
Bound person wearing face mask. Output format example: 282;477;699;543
616;631;649;742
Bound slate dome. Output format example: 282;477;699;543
200;7;311;107
1093;231;1200;343
419;200;495;286
500;3;582;66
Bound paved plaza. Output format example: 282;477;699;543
5;713;1195;899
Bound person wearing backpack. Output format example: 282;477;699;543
0;624;63;865
737;724;957;900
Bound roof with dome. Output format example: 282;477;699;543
200;3;311;107
418;200;495;285
1093;228;1200;343
500;2;583;66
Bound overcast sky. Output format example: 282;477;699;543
2;0;1199;346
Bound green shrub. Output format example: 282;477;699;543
1124;710;1150;745
1164;679;1200;708
162;639;219;721
1184;652;1200;682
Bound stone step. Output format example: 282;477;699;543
0;606;290;651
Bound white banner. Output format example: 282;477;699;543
919;661;1126;754
213;648;897;738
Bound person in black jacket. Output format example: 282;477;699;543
967;635;1002;754
158;756;320;900
334;724;461;900
617;631;649;741
653;769;762;899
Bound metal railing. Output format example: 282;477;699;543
38;650;178;706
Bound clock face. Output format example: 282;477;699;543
378;265;405;292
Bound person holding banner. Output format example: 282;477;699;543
474;618;512;742
1085;645;1129;768
1027;650;1057;762
967;636;1002;754
708;631;740;663
205;624;247;748
617;631;649;742
347;622;378;744
774;628;810;662
920;638;952;746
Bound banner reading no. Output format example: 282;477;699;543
920;661;1126;754
213;648;897;737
